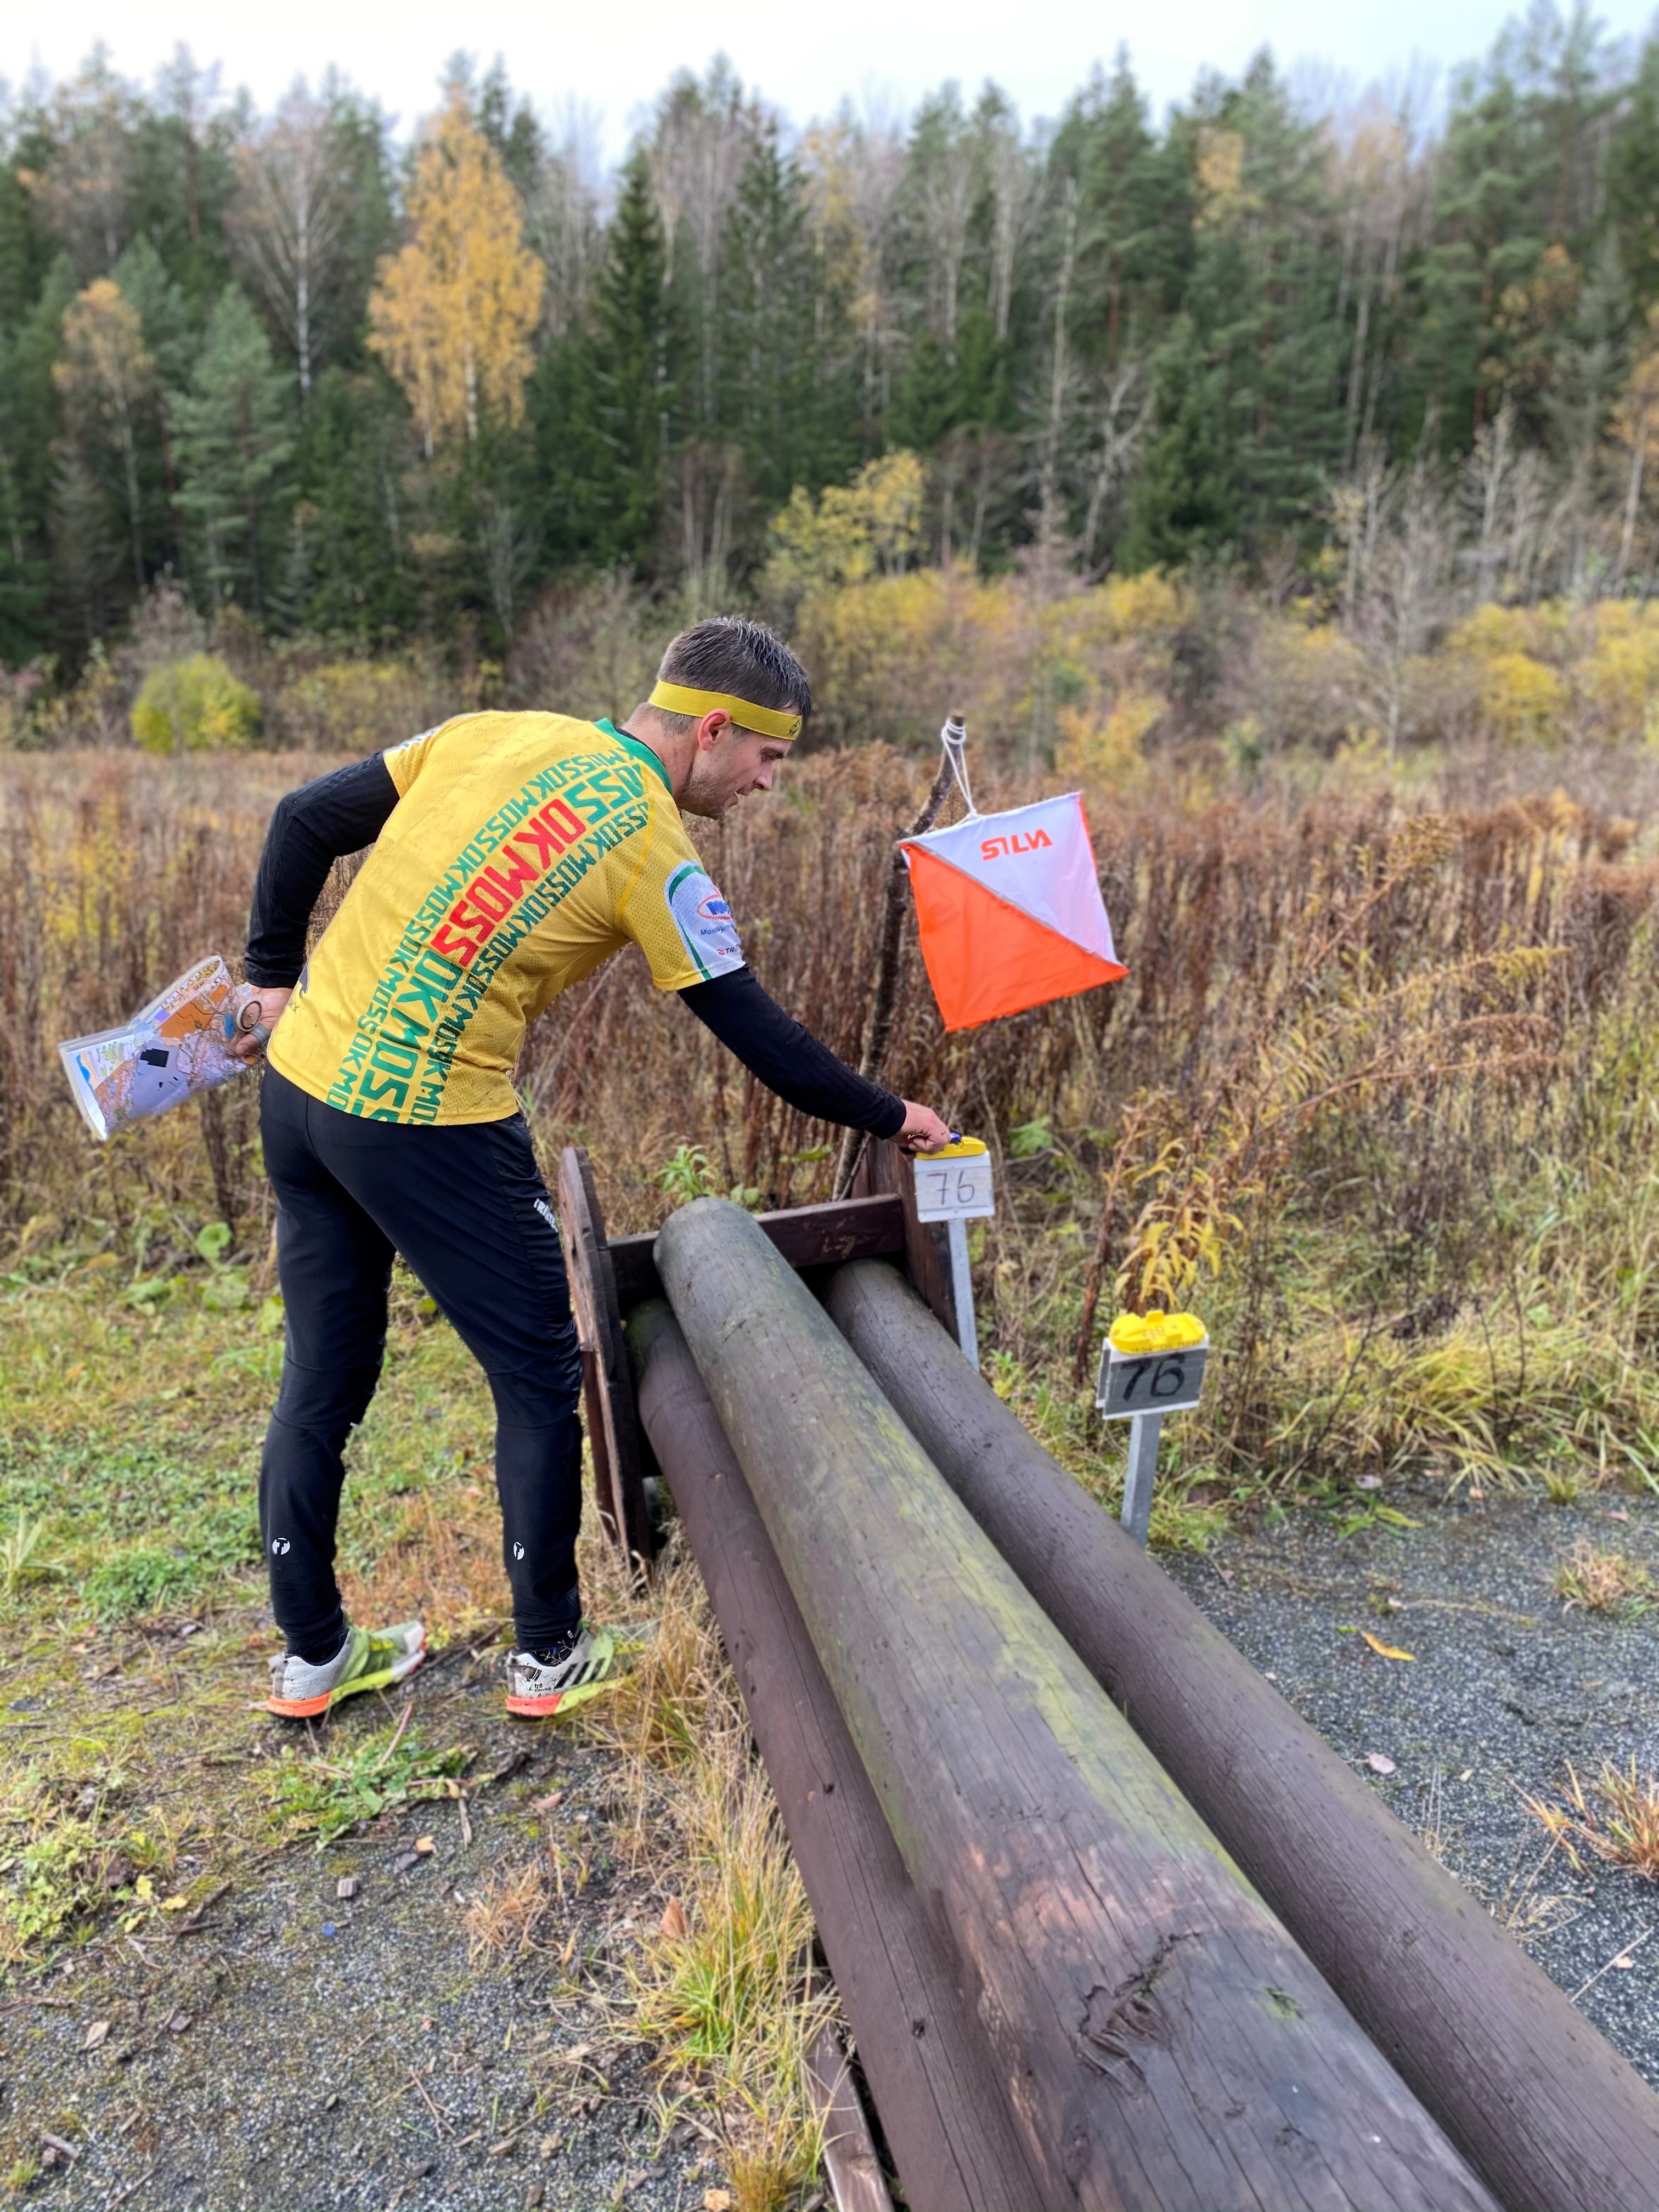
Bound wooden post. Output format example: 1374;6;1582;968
656;1201;1497;2212
826;1259;1659;2212
850;1138;957;1340
628;1300;1046;2212
805;2025;897;2212
556;1144;654;1577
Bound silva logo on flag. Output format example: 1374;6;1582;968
665;864;744;981
980;829;1053;861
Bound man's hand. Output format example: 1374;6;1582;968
895;1101;952;1155
228;985;292;1063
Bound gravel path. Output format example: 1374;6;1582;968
1166;1485;1659;2083
9;1487;1657;2207
1;1666;709;2212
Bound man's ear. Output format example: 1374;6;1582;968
695;710;732;753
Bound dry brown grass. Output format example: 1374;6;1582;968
1553;1538;1655;1615
337;1480;506;1644
1525;1760;1659;1882
464;1857;560;1967
8;732;1659;1510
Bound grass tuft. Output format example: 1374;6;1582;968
1553;1538;1654;1615
1524;1760;1659;1881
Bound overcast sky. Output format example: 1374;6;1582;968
7;0;1658;155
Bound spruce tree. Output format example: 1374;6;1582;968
587;151;678;572
173;284;295;614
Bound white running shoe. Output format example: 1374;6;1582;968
266;1620;427;1719
504;1624;616;1718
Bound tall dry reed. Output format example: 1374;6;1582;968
7;741;1658;1492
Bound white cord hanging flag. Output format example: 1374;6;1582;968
900;723;1126;1030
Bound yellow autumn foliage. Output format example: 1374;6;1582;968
764;452;926;603
368;94;543;455
1054;690;1164;790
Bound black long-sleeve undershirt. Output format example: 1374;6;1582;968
245;753;399;988
679;969;904;1136
244;755;906;1139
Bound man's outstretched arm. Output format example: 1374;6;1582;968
245;754;400;988
680;967;949;1150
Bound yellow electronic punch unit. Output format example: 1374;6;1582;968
1096;1310;1210;1545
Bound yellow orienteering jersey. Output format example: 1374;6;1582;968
267;712;744;1124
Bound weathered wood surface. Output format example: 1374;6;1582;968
850;1139;956;1339
805;2024;898;2212
656;1200;1498;2212
827;1258;1659;2212
555;1145;653;1574
628;1300;1045;2212
608;1192;906;1308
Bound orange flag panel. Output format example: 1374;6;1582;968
906;844;1127;1031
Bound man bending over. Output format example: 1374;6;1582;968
234;617;950;1721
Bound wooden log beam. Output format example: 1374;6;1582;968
656;1200;1498;2212
608;1192;906;1308
628;1299;1046;2212
826;1259;1659;2212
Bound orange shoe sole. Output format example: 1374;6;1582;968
267;1688;335;1719
505;1691;568;1718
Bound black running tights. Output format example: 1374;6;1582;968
258;1066;584;1661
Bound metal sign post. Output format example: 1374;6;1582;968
912;1139;995;1368
1095;1330;1209;1547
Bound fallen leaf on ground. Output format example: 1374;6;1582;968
660;1897;687;1939
82;2021;109;2052
703;2193;733;2211
1615;1955;1638;1970
1364;1753;1397;1775
531;1791;563;1815
1361;1632;1417;1662
414;1836;435;1856
160;1894;190;1911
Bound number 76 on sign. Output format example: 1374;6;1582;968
1096;1336;1209;1419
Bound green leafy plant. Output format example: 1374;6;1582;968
131;654;262;753
272;1717;470;1847
83;1544;196;1624
194;1220;247;1312
656;1144;714;1204
1008;1116;1054;1159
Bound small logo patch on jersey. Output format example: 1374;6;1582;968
666;865;744;980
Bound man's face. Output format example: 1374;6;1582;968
680;719;792;819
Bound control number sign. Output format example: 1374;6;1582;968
1097;1342;1208;1419
913;1147;995;1223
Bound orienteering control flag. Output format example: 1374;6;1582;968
901;792;1127;1031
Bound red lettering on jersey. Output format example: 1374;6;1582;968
432;920;480;966
516;798;589;870
458;879;514;926
478;847;539;904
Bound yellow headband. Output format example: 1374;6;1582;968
649;682;802;742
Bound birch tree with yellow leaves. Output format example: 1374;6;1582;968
368;96;544;456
